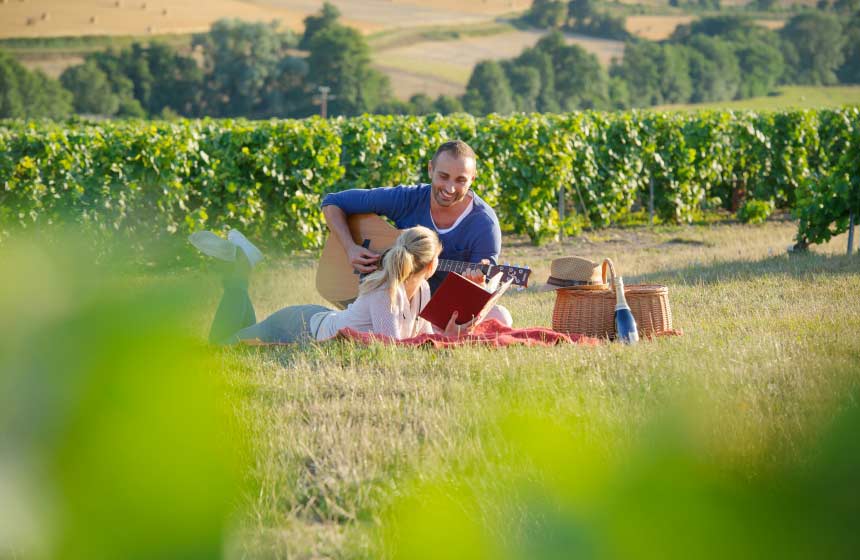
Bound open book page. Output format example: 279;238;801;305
485;271;503;293
473;276;514;325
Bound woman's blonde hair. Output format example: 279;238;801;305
359;226;441;310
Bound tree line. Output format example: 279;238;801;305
0;3;395;119
1;2;859;119
528;0;629;40
492;1;860;114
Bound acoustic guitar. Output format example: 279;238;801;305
316;214;532;308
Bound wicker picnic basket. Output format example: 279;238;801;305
551;258;673;339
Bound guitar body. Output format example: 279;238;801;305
317;214;401;308
316;213;531;309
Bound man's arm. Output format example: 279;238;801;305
322;204;380;273
321;186;417;273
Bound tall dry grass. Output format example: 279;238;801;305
198;219;860;558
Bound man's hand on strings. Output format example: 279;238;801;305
348;244;380;274
463;258;490;285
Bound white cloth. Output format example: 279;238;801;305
313;281;435;341
432;197;474;234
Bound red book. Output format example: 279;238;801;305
419;272;513;330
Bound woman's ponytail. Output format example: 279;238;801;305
358;226;441;310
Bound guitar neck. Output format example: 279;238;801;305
437;259;531;288
438;259;490;276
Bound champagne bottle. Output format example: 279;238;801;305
614;276;639;344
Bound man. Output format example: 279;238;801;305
321;139;511;325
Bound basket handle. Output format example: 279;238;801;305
602;258;617;291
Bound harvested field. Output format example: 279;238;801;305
15;53;84;78
0;0;529;39
757;19;786;31
614;0;816;6
250;0;530;32
374;29;625;99
626;14;788;40
625;15;696;40
0;0;302;38
374;65;465;100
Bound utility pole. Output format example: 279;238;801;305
313;86;335;118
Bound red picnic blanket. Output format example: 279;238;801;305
335;319;600;348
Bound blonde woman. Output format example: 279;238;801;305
191;226;471;344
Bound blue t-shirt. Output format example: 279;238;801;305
321;184;502;292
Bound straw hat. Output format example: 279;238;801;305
539;256;608;291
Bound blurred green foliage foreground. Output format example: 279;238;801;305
1;229;859;559
0;233;247;559
382;400;860;560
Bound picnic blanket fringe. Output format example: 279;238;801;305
335;319;600;348
242;320;682;348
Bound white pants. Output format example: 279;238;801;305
483;305;513;327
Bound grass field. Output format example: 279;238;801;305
373;28;624;99
656;85;860;111
178;219;860;557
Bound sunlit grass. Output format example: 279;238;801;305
656;85;860;112
203;219;860;557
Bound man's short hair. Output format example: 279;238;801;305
431;140;476;165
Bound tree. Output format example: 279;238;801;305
686;34;740;102
0;51;71;119
0;52;24;118
373;99;414;115
80;41;204;118
408;93;435;115
514;46;560;112
144;42;204;116
837;13;860;83
433;95;464;114
18;69;72;119
534;32;608;109
307;24;392;115
780;12;845;85
611;41;664;107
261;56;310;117
735;37;784;97
60;61;120;116
671;15;762;43
462;60;515;115
193;19;297;117
583;13;630;41
568;0;593;25
833;0;860;14
300;2;341;50
503;62;542;112
657;43;692;104
528;0;567;28
608;76;630;109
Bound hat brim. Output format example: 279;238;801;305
536;281;610;292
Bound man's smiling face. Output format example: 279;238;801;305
428;151;476;209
